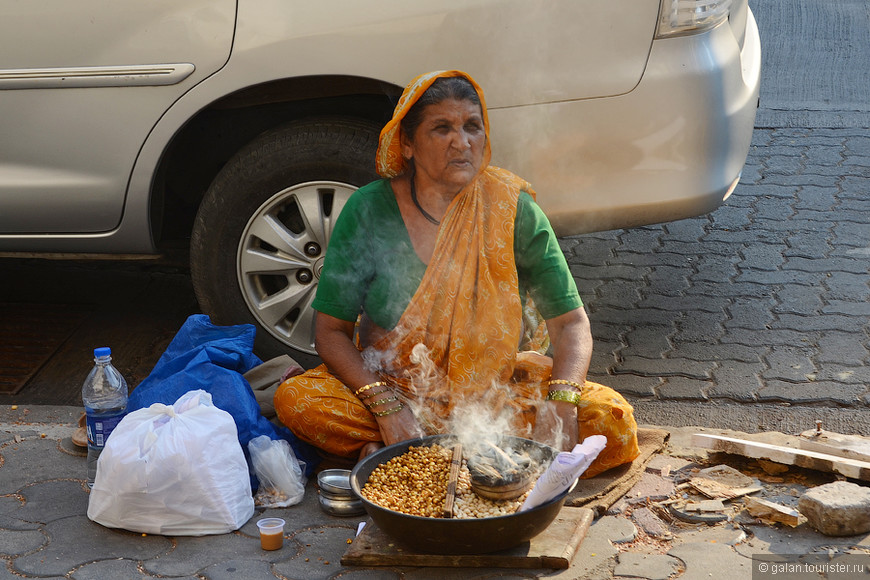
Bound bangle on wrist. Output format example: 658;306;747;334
546;389;583;406
359;388;391;401
371;402;404;417
547;379;583;392
366;395;399;409
355;381;387;397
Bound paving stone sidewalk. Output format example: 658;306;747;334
567;128;870;436
3;408;869;579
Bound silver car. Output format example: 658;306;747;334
0;0;760;364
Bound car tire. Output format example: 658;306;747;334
190;116;381;367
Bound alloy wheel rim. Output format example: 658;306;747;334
237;181;355;354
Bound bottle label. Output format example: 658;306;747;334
85;409;126;448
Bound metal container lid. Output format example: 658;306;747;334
317;469;353;496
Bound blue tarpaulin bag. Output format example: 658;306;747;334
127;314;318;477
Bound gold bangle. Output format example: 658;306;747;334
547;379;583;392
372;403;404;417
359;388;391;401
367;395;399;409
355;381;386;397
546;389;583;406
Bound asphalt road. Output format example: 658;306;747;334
2;0;868;436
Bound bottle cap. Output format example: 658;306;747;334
93;347;112;358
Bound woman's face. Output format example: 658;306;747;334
401;98;486;195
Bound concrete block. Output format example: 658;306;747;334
798;481;870;536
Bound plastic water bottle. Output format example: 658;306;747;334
82;347;128;489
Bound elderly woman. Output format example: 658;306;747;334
274;70;638;477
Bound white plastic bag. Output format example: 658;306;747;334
87;389;255;536
248;435;306;507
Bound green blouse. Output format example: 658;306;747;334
312;179;582;330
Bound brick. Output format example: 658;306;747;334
708;361;765;401
674;311;727;342
762;347;817;382
616;355;712;380
614;250;692;268
594;308;676;330
587;281;645;308
656;376;711;400
821;300;870;317
656;239;735;256
793;185;839;210
622;326;673;358
817;331;870;364
805;146;846;165
774;284;824;315
772;313;867;333
764;154;805;175
669;340;762;363
823;272;870;301
832;221;870;247
734;268;826;286
748;217;832;234
757;381;865;405
692;254;740;282
783;232;833;259
589;321;628;342
570;263;649;282
618;227;664;248
738;182;797;199
841;176;870;195
710;206;753;229
738;244;788;271
721;327;821;348
724;298;776;331
662;218;709;240
844;135;870;156
596;373;661;397
639;295;729;314
784;256;868;274
564;235;619;264
812;366;870;385
758;173;837;187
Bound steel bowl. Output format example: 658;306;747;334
318;492;366;517
350;434;570;554
317;469;353;495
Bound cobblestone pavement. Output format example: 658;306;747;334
568;128;870;436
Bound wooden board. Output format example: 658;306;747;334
798;430;870;464
341;507;593;569
692;433;870;481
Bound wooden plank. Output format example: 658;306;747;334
798;430;870;464
743;496;802;527
692;433;870;482
341;507;594;569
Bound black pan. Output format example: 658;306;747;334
350;434;571;554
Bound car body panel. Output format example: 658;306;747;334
0;0;235;234
229;0;658;106
0;0;759;250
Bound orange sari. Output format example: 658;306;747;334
274;70;638;477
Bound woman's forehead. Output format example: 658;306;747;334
419;98;483;122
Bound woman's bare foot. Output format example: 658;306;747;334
358;441;384;461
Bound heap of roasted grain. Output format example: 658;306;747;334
359;444;540;519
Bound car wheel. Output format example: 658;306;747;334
190;116;381;366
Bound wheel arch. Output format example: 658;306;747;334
147;75;402;251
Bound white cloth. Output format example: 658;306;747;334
518;435;607;512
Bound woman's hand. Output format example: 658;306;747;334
533;400;579;451
375;405;424;447
542;307;592;450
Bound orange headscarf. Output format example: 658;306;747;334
376;70;492;179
